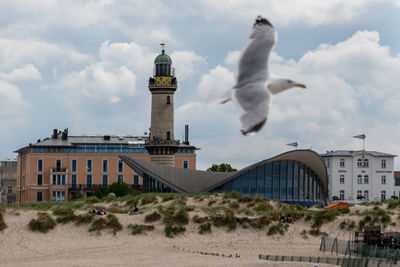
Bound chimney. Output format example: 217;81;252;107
52;129;58;139
61;128;68;140
184;125;189;145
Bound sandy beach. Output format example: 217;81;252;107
1;197;394;267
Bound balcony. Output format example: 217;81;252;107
50;167;68;173
68;184;104;190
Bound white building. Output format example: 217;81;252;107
321;150;397;203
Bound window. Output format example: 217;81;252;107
182;160;188;169
56;159;61;170
364;190;369;201
103;159;108;172
357;190;362;197
364;175;369;184
87;160;92;173
396;179;400;186
166;131;170;141
340;159;345;168
102;175;108;186
357;175;362;184
62;175;66;185
62;191;65;202
37;159;43;172
363;159;369;168
118;160;123;173
8;186;12;193
339;175;345;184
52;175;56;185
37;174;43;185
381;190;386;200
118;175;123;183
166;95;170;104
381;159;386;169
86;175;92;185
133;175;139;185
381;175;386;185
340;190;345;200
72;159;77;172
37;192;42;202
357;159;362;168
71;174;77;185
326;159;330;168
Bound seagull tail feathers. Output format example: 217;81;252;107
240;112;267;136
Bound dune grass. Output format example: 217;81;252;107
29;212;56;233
0;206;6;231
128;224;155;235
89;214;122;235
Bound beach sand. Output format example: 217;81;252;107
1;199;392;267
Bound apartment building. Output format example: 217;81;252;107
321;150;396;203
0;158;17;204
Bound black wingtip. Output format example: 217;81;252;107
241;119;267;136
254;16;273;28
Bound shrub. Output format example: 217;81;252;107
145;211;162;223
161;194;178;202
238;195;253;203
229;201;240;210
254;203;273;212
108;181;132;197
267;223;288;236
246;202;255;208
53;206;74;216
193;215;209;224
312;209;340;228
75;213;95;225
162;207;189;226
29;213;56;233
223;192;243;200
0;207;6;231
208;200;217;206
94;186;110;199
199;222;212;234
89;214;122;235
86;196;101;204
128;224;155;235
165;225;185;238
141;195;157;205
212;210;237;231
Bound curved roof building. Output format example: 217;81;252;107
121;149;328;206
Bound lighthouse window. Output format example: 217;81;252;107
167;131;170;141
167;96;170;104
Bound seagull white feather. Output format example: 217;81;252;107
223;16;306;136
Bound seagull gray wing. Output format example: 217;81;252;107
233;18;276;135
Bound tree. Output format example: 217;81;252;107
332;196;339;201
94;181;132;199
207;163;237;172
357;195;365;201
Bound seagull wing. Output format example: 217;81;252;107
233;20;276;135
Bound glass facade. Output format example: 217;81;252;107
134;158;326;207
212;160;326;206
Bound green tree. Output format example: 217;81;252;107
108;181;131;197
207;163;237;172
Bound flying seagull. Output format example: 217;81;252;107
223;16;306;135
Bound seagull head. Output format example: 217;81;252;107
253;16;273;28
267;78;306;95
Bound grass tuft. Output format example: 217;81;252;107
212;210;237;231
145;211;162;223
164;225;185;238
199;222;212;234
128;224;155;235
29;213;56;233
267;222;288;236
89;214;122;235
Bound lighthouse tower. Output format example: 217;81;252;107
145;45;180;166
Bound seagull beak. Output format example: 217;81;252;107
295;83;306;89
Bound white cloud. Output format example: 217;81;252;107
0;81;26;118
60;64;137;103
170;51;206;81
0;38;88;70
225;50;241;66
197;65;235;99
0;64;42;82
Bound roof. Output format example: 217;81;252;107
120;155;233;193
320;150;396;157
121;149;328;196
32;135;148;147
154;51;172;64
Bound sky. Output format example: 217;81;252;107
1;0;400;170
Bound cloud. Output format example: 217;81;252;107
0;64;42;82
59;64;137;103
197;65;235;98
183;30;400;169
0;38;88;70
0;80;27;118
170;51;206;81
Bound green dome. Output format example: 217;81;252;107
154;50;172;64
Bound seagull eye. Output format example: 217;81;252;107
287;80;293;83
